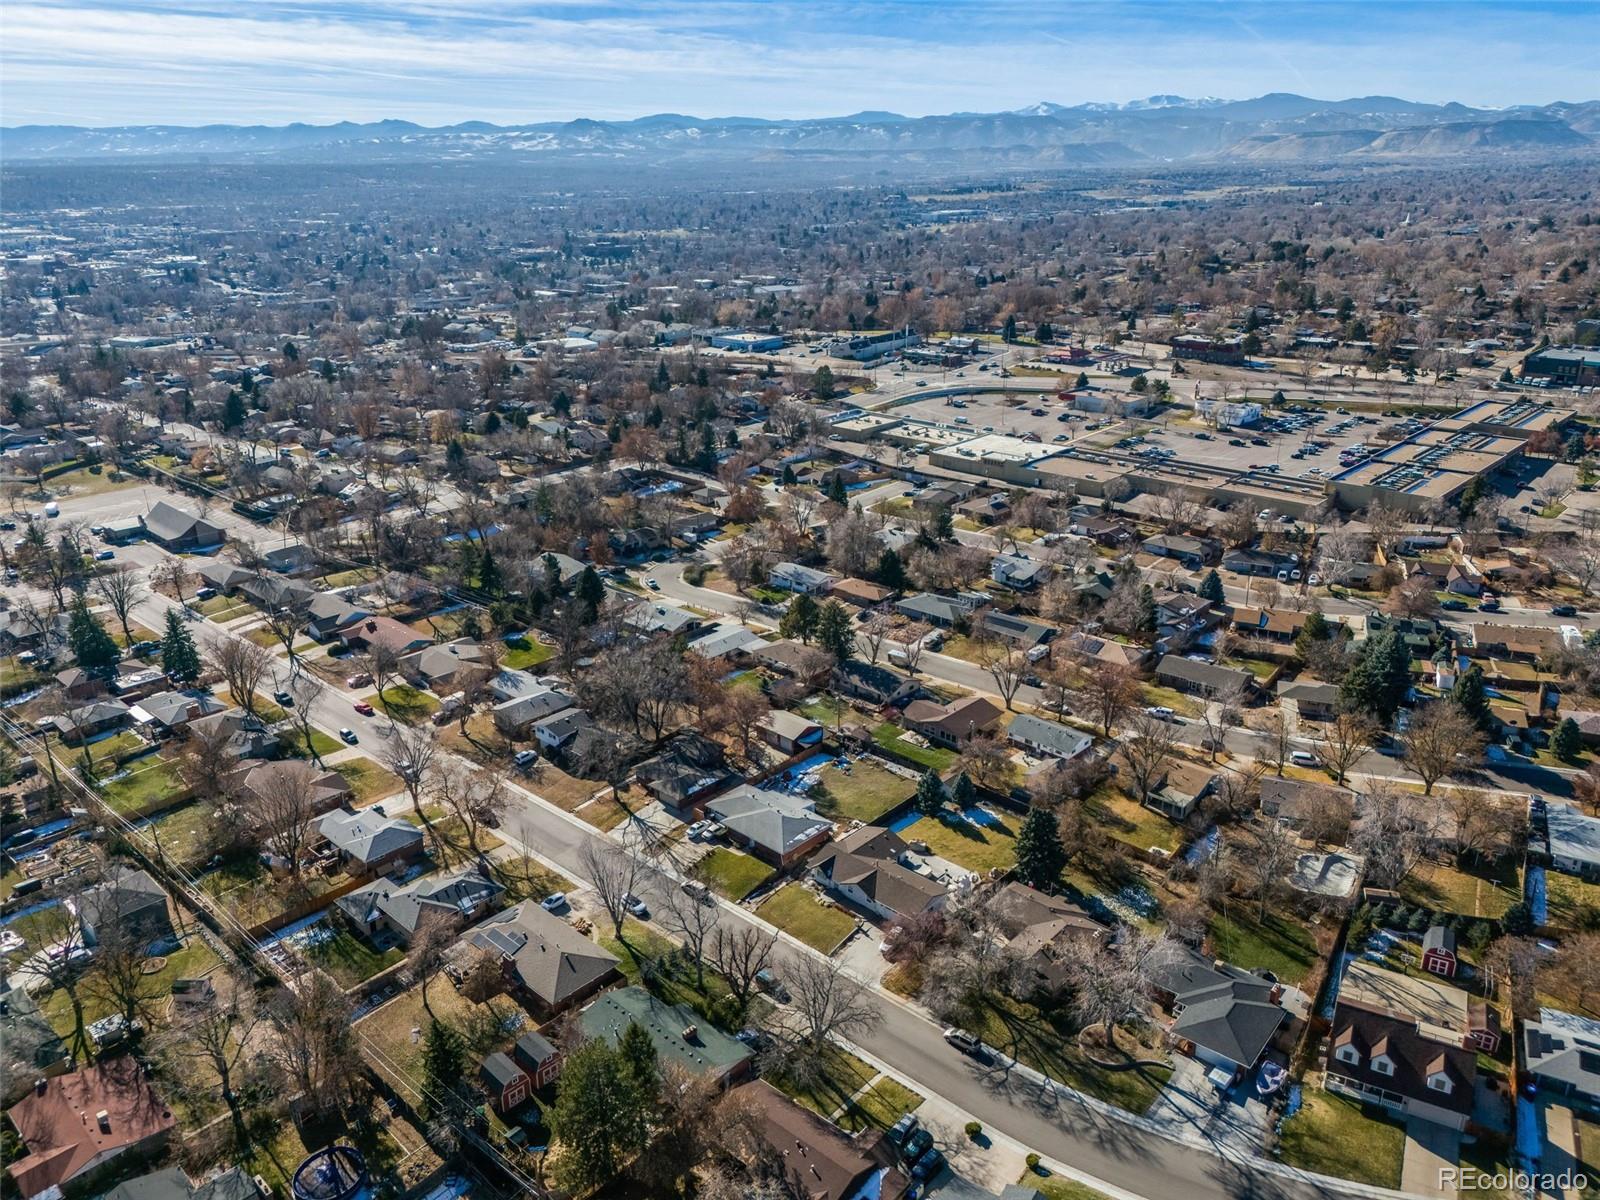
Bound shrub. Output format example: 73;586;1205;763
964;1121;982;1140
1025;1153;1042;1173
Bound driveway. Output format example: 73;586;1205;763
1401;1116;1461;1199
1144;1055;1270;1157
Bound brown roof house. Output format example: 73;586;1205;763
742;1081;908;1200
992;881;1107;995
5;1058;176;1200
399;638;491;695
1111;751;1217;822
464;899;622;1017
811;827;948;924
901;695;1003;749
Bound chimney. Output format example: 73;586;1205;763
1270;983;1284;1004
96;1110;111;1134
34;1079;46;1096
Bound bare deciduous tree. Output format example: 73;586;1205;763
92;566;146;646
381;721;440;814
1076;661;1140;737
1119;710;1177;805
579;840;642;939
1399;700;1484;795
1316;708;1378;786
214;635;273;719
709;924;777;1013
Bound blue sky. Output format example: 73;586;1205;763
2;0;1596;126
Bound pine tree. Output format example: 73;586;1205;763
914;768;945;816
779;593;821;643
160;608;202;685
68;596;119;679
421;1019;465;1119
222;390;246;431
876;549;908;592
1451;663;1494;733
826;473;848;505
811;365;836;400
815;600;854;662
1014;807;1066;890
1199;569;1225;604
549;1040;651;1194
1002;314;1018;343
1340;627;1411;723
933;506;954;541
781;464;797;486
576;567;605;619
617;1021;660;1103
1554;717;1583;763
1294;608;1331;656
1136;585;1157;636
948;772;975;809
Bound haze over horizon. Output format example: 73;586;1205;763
3;0;1597;128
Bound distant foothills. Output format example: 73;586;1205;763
3;93;1598;166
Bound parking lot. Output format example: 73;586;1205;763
1117;406;1390;478
890;390;1127;446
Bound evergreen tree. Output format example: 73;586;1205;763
1340;627;1412;723
876;548;909;592
421;1019;465;1119
1036;321;1053;343
933;506;955;541
1199;569;1225;604
576;567;605;620
1075;372;1089;390
1002;314;1018;343
778;593;821;643
1294;608;1331;656
914;768;946;816
1451;663;1494;733
1554;717;1583;763
160;608;202;685
1014;807;1066;891
68;596;119;679
222;390;247;431
549;1040;651;1194
445;439;467;473
1136;585;1157;636
948;772;975;809
477;548;502;596
781;464;797;486
826;473;848;505
811;365;836;400
815;600;854;662
617;1021;661;1104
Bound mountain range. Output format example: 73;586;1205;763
4;94;1596;167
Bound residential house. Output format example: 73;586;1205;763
1545;803;1600;881
743;1081;909;1200
102;1167;257;1200
1154;655;1255;698
829;578;895;608
703;785;834;867
317;807;425;874
235;761;350;833
992;882;1106;995
758;709;825;755
580;987;752;1085
1277;679;1340;723
110;666;167;702
1523;1008;1600;1112
142;501;225;552
399;638;490;695
194;561;253;595
338;616;432;657
1231;607;1319;644
1;989;69;1104
79;867;174;949
1222;547;1300;578
625;601;702;638
1338;960;1500;1054
305;593;373;642
769;562;836;594
980;611;1055;649
492;684;575;738
130;690;224;736
635;733;729;812
334;866;503;947
687;623;766;662
991;554;1048;591
894;592;981;629
956;492;1011;526
1259;777;1355;842
1062;630;1149;671
901;695;1003;749
1068;514;1135;547
1327;1006;1475;1131
811;827;947;923
754;639;833;684
1469;623;1560;663
831;660;919;708
464;900;621;1016
1150;955;1288;1077
1142;534;1220;570
239;573;314;614
1422;926;1459;978
1113;751;1217;821
1155;592;1224;649
4;1058;177;1200
188;711;278;760
1006;713;1093;761
533;708;592;753
45;699;132;745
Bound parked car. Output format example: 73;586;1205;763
346;673;373;688
354;701;376;716
129;640;161;657
338;728;358;744
942;1027;985;1057
513;749;539;769
887;1114;920;1149
194;586;218;601
646;578;661;591
1289;750;1320;767
94;549;115;561
540;892;568;913
681;880;711;904
901;1129;934;1163
1144;705;1176;720
624;893;649;918
1441;599;1469;611
1553;604;1579;617
911;1148;946;1181
273;690;294;707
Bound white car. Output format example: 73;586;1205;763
513;749;538;769
540;892;568;913
1145;705;1176;720
1290;751;1321;767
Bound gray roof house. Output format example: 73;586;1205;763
1547;802;1600;881
334;866;503;945
533;707;591;752
769;562;836;594
625;601;702;637
1523;1008;1600;1107
894;592;980;628
102;1167;257;1200
1006;713;1093;760
493;685;575;736
980;611;1055;648
1155;654;1256;696
80;867;174;949
704;785;834;867
688;623;767;661
129;690;225;733
305;593;372;641
1153;955;1287;1074
465;900;621;1015
317;808;425;871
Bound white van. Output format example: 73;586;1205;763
1290;750;1320;767
42;502;59;518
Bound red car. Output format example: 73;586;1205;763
353;701;376;716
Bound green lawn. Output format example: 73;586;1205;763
333;757;403;804
1087;788;1182;855
1222;656;1278;682
490;853;574;904
696;847;775;900
1027;1178;1118;1200
1139;682;1201;717
40;937;221;1041
196;593;255;621
770;1043;876;1120
401;809;503;867
598;918;749;1028
900;808;1021;875
835;1076;924;1134
755;884;858;953
501;635;554;670
1208;907;1320;985
304;928;405;989
1276;1089;1404;1189
1401;857;1519;920
364;684;440;725
1544;870;1600;930
871;722;958;771
144;800;224;868
77;730;148;769
799;695;851;726
100;758;187;816
808;760;914;824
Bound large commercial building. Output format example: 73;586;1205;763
1521;346;1600;387
819;328;921;361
